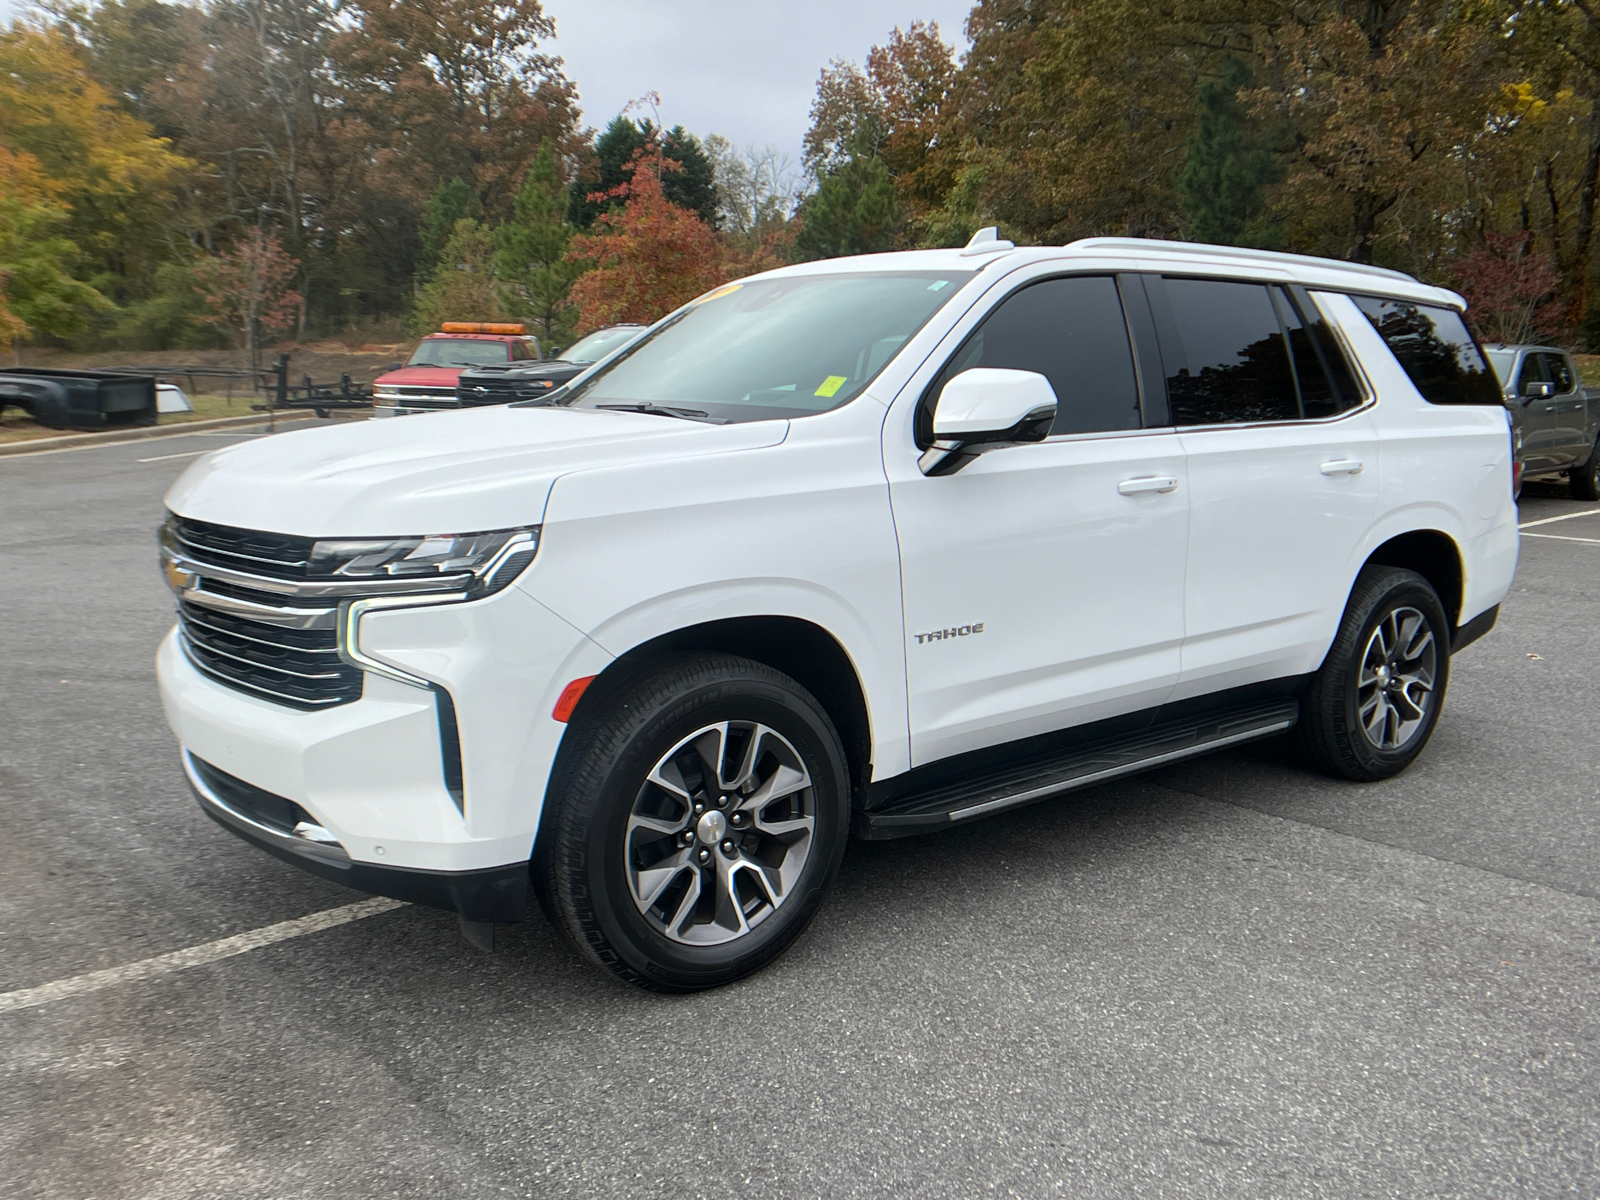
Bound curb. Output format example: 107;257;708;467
0;411;321;458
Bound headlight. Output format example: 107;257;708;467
308;527;539;597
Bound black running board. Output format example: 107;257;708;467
857;700;1298;840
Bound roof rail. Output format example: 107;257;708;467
1064;237;1419;285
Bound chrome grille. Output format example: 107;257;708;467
178;595;362;710
173;516;313;581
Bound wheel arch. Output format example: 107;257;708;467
1362;529;1464;627
565;615;875;799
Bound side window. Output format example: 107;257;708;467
1516;353;1550;397
510;340;530;361
1350;295;1503;405
1544;352;1575;394
924;275;1141;439
1157;278;1299;425
1274;288;1362;418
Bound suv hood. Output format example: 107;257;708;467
166;406;789;536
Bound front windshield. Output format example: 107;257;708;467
1486;350;1514;386
562;271;974;422
405;339;511;368
562;326;644;363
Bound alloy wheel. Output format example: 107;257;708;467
1356;605;1438;751
625;721;816;946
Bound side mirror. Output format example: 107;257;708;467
1524;380;1555;400
389;361;402;371
920;368;1057;476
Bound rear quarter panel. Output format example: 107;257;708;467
1319;292;1518;625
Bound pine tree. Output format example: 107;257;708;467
1174;58;1283;249
496;143;584;348
793;145;901;260
568;117;720;228
407;218;508;335
660;125;718;226
418;178;483;282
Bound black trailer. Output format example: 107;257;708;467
0;367;158;431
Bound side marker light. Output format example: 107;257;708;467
552;676;596;722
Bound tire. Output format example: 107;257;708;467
1294;566;1451;782
534;652;851;992
1569;438;1600;501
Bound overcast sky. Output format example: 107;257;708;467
1;0;974;164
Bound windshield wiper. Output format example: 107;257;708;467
595;403;726;424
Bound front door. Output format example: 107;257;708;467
887;273;1190;767
1515;352;1566;472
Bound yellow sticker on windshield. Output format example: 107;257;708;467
696;283;743;304
815;375;847;398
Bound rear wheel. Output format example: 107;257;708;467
1569;438;1600;501
1294;566;1451;782
534;653;851;992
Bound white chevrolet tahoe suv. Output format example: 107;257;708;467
156;234;1518;991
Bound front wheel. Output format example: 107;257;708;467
534;653;851;992
1569;438;1600;501
1294;566;1451;782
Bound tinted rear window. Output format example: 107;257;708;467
1157;278;1299;425
1350;296;1502;405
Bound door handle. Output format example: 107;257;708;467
1118;475;1179;495
1320;459;1365;475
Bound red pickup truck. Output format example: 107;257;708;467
373;323;540;416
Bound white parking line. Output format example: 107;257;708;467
1523;532;1600;544
137;449;209;462
1519;509;1600;529
0;897;405;1015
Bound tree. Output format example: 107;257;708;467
803;22;961;240
793;144;902;260
706;137;803;241
567;150;725;331
496;143;585;345
1175;57;1284;248
1247;1;1506;265
419;178;484;282
0;24;192;305
407;218;510;335
194;228;303;364
568;117;720;227
1450;230;1563;345
339;0;579;221
0;147;114;347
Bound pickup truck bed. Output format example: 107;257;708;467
0;368;158;431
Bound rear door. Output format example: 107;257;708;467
1141;275;1380;698
887;272;1190;765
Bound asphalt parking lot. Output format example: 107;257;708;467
3;428;1599;1200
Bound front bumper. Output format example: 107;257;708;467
183;749;529;921
157;580;611;882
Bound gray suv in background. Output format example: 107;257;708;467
1485;343;1600;499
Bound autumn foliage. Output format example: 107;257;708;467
1451;232;1564;346
567;152;726;332
194;229;303;360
